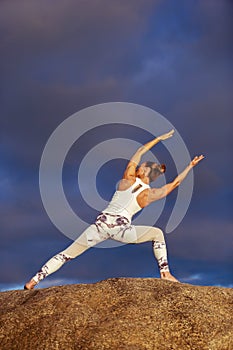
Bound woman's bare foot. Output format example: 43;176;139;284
24;279;37;290
160;271;180;283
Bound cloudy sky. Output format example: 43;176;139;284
1;0;232;291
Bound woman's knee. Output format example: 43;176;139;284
61;241;89;259
135;226;164;243
150;227;164;241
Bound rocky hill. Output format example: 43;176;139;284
0;278;232;350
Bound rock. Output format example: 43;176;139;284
0;278;232;350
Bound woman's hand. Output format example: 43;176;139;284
158;129;175;141
190;155;205;167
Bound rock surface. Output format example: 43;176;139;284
0;278;232;350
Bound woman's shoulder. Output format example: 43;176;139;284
117;178;136;191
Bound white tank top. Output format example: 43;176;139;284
103;177;150;221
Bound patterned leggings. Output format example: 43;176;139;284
31;213;169;284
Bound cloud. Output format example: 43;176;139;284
0;0;158;79
167;218;233;263
1;0;232;157
1;0;160;165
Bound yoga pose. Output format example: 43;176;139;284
25;129;204;289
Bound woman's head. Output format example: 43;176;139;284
137;161;166;182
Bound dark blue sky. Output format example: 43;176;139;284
1;0;232;290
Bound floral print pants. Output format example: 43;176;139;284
31;212;169;284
